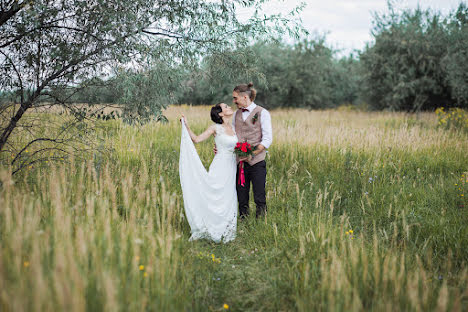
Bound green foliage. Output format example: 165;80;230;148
443;3;468;107
113;64;184;123
435;107;468;131
70;77;121;104
178;39;361;109
360;3;468;111
0;0;304;155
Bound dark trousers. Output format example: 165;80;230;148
236;160;267;218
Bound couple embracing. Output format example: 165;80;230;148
179;82;272;243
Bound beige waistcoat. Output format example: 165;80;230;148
234;105;266;166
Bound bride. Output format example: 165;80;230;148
179;103;238;243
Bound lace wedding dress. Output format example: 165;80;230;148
179;120;238;243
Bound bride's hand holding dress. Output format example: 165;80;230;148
179;105;238;243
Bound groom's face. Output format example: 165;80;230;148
232;91;249;109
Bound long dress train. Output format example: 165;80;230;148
179;120;238;243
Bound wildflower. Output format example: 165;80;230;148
134;238;143;245
144;272;148;277
345;231;349;235
349;230;353;234
23;261;30;267
364;192;369;195
139;265;144;271
224;304;229;309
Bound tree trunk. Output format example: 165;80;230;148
0;2;25;27
0;101;32;152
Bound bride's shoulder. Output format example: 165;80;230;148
210;123;220;135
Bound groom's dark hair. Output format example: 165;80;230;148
233;82;257;101
210;103;223;124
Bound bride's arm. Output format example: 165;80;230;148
182;116;215;143
189;125;216;143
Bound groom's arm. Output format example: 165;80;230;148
254;110;272;156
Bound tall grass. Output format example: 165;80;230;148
0;105;467;311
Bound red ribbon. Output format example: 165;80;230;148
238;161;245;186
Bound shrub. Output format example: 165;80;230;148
435;107;468;131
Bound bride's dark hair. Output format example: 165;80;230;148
210;103;223;124
233;82;256;101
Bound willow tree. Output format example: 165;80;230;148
0;0;303;173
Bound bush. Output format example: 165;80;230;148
435;107;468;131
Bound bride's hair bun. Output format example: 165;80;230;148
210;103;223;124
234;82;257;101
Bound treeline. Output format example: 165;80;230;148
181;3;468;111
360;3;468;111
1;3;466;112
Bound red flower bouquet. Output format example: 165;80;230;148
234;141;256;186
234;141;255;157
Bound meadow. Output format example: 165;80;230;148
0;105;467;311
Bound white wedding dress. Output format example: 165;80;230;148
179;120;238;243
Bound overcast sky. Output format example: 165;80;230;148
238;0;464;56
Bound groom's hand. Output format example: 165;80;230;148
239;155;252;162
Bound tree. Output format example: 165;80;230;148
443;3;468;107
359;3;468;112
177;37;360;109
0;0;302;173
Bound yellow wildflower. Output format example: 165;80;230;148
349;230;353;234
144;272;148;277
139;265;144;271
223;304;229;309
24;261;30;267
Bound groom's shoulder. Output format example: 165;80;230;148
256;105;270;115
255;104;268;112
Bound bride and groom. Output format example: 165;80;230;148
179;82;273;243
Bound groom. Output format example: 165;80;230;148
232;82;272;219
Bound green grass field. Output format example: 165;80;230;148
0;105;467;311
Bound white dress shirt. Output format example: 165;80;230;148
232;102;273;149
